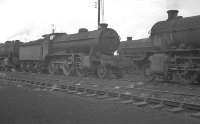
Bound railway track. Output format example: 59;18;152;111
1;71;200;118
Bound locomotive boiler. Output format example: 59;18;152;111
148;10;200;83
151;10;200;49
19;23;121;78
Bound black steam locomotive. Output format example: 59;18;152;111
2;10;200;83
119;10;200;84
0;24;124;78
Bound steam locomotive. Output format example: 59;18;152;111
119;10;200;84
2;10;200;83
0;24;125;78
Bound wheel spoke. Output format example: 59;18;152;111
62;63;72;76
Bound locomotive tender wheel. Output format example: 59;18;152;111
35;64;42;73
48;63;57;74
97;64;108;79
186;72;199;84
114;71;123;79
143;64;155;82
62;63;73;76
190;74;199;84
76;68;87;77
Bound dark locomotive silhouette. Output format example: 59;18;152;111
119;10;200;84
1;10;200;83
0;24;126;78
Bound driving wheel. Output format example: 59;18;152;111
48;62;57;74
97;64;108;79
76;68;87;77
62;63;73;76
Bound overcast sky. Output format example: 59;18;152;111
0;0;200;42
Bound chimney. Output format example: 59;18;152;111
167;10;179;21
78;28;88;33
99;23;108;29
127;37;132;41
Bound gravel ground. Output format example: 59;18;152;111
0;82;199;124
8;72;200;95
4;72;200;104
